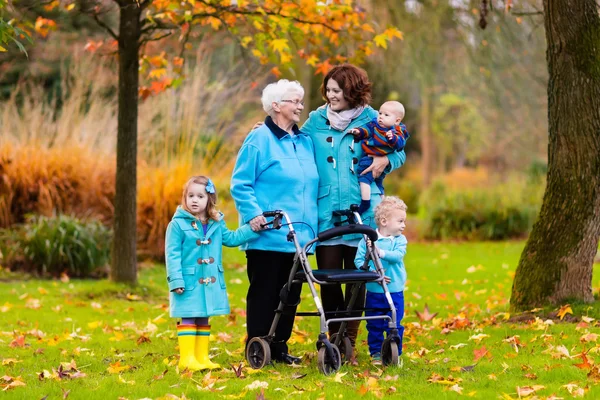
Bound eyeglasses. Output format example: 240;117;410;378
280;99;305;106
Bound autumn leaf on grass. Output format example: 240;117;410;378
9;335;26;348
126;293;141;301
427;373;462;385
448;384;463;394
107;361;131;374
469;334;490;343
516;385;545;397
153;370;168;381
473;346;490;362
580;333;598;343
562;383;585;397
118;375;135;385
2;359;22;366
230;363;244;379
415;304;438;322
0;375;26;391
245;380;268;390
137;335;151;345
216;332;233;343
588;365;600;382
557;304;573;320
333;372;347;383
573;351;592;370
503;336;524;353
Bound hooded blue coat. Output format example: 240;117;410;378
301;105;406;245
165;206;259;318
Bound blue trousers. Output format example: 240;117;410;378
356;156;386;194
365;291;404;356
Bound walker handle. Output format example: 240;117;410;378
317;224;378;242
263;210;282;218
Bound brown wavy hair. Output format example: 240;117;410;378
181;175;219;222
320;64;372;109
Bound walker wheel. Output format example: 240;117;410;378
317;344;341;375
381;338;399;366
246;337;271;369
330;333;353;362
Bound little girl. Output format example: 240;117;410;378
165;175;259;371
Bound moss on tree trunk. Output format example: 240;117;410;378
510;0;600;310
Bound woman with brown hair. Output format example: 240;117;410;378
301;64;407;361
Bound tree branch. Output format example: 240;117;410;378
194;1;339;32
511;11;544;16
140;31;172;45
93;12;119;40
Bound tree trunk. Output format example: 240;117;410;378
111;0;141;284
510;1;600;310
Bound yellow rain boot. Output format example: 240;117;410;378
177;324;204;371
195;325;220;370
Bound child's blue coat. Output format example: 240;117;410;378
165;206;258;318
354;233;408;293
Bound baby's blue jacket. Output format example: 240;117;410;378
354;233;408;293
230;116;319;252
165;206;259;318
301;106;406;242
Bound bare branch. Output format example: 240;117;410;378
93;13;119;40
140;31;172;45
511;11;544;16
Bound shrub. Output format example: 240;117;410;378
0;51;262;260
0;215;111;277
419;178;542;240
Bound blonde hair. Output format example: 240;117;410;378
382;101;405;121
375;196;408;226
181;175;219;222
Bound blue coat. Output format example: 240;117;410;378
230;116;319;252
354;233;408;293
165;206;259;318
301;106;406;245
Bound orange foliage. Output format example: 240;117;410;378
0;144;238;260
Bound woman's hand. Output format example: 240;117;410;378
252;121;264;130
249;215;267;232
174;288;184;294
361;155;390;179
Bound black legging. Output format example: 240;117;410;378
245;250;298;358
316;244;365;346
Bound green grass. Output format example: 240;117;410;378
1;242;600;399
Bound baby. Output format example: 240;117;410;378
349;101;410;214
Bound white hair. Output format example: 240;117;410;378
261;79;305;117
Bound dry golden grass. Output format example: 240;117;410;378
1;51;263;258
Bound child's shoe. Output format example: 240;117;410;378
177;324;204;371
371;352;382;366
195;325;221;370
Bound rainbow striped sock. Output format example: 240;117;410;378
196;325;211;336
177;324;197;337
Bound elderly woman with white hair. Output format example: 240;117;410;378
230;79;319;364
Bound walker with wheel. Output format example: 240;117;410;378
245;206;402;375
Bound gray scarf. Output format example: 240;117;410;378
319;104;365;131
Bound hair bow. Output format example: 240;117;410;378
205;179;216;194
